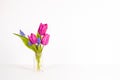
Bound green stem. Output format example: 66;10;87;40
36;53;41;71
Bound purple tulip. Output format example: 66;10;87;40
28;33;37;44
38;23;48;35
41;34;50;45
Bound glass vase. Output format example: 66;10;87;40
34;52;42;71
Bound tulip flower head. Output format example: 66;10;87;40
38;23;48;35
28;33;37;44
41;34;50;45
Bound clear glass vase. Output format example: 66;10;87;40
33;52;42;71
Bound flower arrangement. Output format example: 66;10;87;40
13;23;50;71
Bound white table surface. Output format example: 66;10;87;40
0;64;119;80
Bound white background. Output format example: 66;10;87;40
0;0;120;80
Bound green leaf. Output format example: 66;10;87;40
31;44;38;53
13;33;37;53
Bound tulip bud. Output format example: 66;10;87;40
28;33;37;44
38;23;48;35
41;34;50;45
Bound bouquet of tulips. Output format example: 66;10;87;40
14;23;50;71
